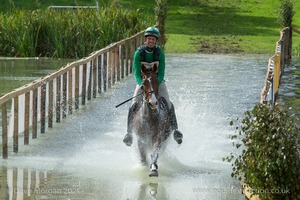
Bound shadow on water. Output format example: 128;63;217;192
0;54;274;200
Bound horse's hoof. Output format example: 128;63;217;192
173;130;183;144
123;133;133;146
149;170;158;177
149;164;158;177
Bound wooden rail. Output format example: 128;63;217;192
260;27;291;106
0;30;144;158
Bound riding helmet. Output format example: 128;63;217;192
144;27;160;39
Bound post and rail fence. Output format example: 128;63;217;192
260;27;292;106
0;30;144;159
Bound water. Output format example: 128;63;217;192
277;56;300;117
0;58;73;95
0;54;272;199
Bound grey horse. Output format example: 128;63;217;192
130;64;172;177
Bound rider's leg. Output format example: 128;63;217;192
123;85;142;146
169;103;183;144
158;81;183;144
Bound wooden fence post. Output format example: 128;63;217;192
2;102;8;158
125;41;129;76
32;88;38;138
116;46;120;82
75;66;80;110
98;55;102;94
62;72;67;118
68;69;73;115
87;60;92;101
82;63;87;105
103;53;108;92
56;76;61;123
48;80;53;128
108;50;113;89
13;96;19;153
93;58;97;98
120;44;125;79
41;83;46;133
24;92;30;144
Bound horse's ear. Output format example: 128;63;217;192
141;64;147;74
153;63;158;73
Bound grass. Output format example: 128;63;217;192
0;0;299;55
164;0;300;55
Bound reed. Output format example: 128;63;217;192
0;2;154;58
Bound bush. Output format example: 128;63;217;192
224;103;300;200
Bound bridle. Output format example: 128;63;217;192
142;74;158;109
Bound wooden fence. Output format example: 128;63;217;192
0;30;144;159
260;27;292;106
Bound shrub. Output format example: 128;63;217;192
224;103;300;200
0;2;154;58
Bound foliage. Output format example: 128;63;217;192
279;0;294;28
0;2;153;58
224;103;300;200
155;0;169;50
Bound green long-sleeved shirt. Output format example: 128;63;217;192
133;46;165;85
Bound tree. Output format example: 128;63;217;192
155;0;169;50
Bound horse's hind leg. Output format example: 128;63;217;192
137;140;147;165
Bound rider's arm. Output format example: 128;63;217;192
157;50;165;85
133;50;143;85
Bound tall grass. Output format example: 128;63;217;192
0;2;154;58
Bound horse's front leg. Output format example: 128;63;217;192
137;139;147;165
149;140;161;177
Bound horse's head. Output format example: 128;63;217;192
141;63;159;110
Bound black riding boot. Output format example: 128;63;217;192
123;104;135;146
169;103;183;144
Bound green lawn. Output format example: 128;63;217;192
164;0;300;55
0;0;299;55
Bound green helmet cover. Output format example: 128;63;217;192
144;27;160;39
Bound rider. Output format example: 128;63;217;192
123;26;183;146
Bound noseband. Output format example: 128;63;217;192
142;75;158;109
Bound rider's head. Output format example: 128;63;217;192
144;27;160;48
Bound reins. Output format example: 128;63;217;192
115;91;143;108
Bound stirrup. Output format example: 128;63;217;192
173;129;183;144
123;133;133;146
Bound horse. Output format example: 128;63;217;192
130;63;171;177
